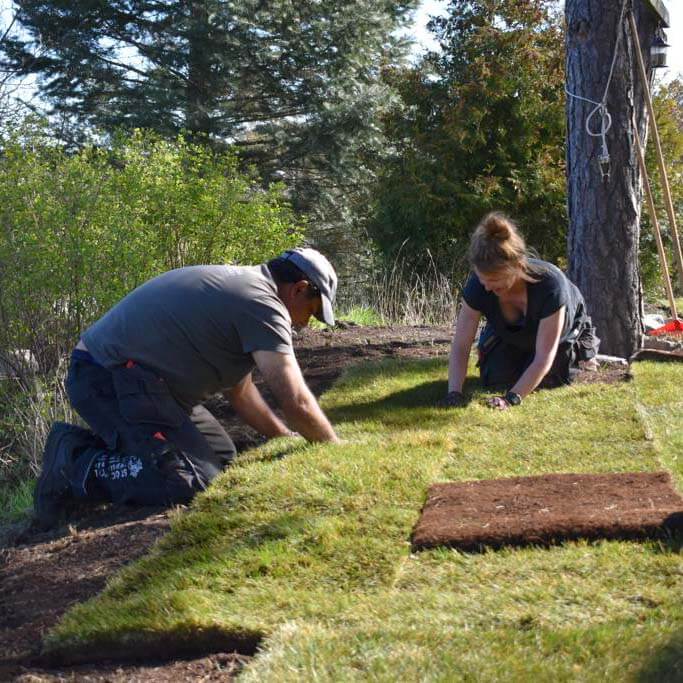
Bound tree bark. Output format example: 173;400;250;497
186;1;212;138
566;0;659;357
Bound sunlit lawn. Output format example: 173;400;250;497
45;358;683;681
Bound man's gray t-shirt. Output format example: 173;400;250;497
83;265;293;409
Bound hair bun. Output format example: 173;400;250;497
483;213;511;242
469;211;527;272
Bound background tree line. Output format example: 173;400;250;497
369;0;567;281
0;0;681;338
0;0;419;285
0;0;681;492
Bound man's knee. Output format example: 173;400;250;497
93;441;207;507
153;444;207;504
189;404;236;471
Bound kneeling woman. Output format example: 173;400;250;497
444;212;599;409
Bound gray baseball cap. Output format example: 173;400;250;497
281;247;337;326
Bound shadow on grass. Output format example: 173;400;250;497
40;624;262;667
167;507;313;553
326;377;482;428
244;442;305;464
636;629;683;682
649;513;683;554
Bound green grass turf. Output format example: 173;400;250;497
654;296;683;316
0;477;34;524
44;359;683;680
308;305;383;329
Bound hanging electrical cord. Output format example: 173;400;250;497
565;0;630;182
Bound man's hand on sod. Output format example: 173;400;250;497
253;350;339;443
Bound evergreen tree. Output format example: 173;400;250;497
2;1;412;139
368;0;566;277
1;0;417;271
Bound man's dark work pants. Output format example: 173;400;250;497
65;352;236;506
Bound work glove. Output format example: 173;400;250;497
486;396;511;410
487;391;521;410
437;390;467;408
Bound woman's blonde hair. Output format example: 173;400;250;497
468;212;540;279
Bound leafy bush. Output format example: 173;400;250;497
0;124;303;494
368;0;567;277
0;126;303;370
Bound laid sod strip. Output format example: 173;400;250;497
411;471;683;552
43;359;683;681
632;361;683;485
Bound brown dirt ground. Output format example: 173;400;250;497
631;347;683;363
0;324;631;681
411;471;683;552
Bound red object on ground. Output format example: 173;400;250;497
153;431;167;441
647;319;683;335
125;359;136;368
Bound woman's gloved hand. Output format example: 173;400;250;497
437;391;467;408
486;396;511;410
487;391;522;410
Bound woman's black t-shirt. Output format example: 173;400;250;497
462;259;584;351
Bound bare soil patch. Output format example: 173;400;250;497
631;348;683;363
411;471;683;552
3;652;249;682
0;324;630;680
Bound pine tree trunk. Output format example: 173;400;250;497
186;1;212;138
566;0;659;358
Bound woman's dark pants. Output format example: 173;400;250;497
65;356;236;506
477;324;578;389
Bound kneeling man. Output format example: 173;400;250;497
34;248;339;527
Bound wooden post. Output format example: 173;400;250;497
628;11;683;291
633;116;678;319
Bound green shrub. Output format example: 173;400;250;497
0;363;77;497
0;124;303;495
0;125;303;370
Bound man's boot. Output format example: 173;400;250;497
33;421;101;528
